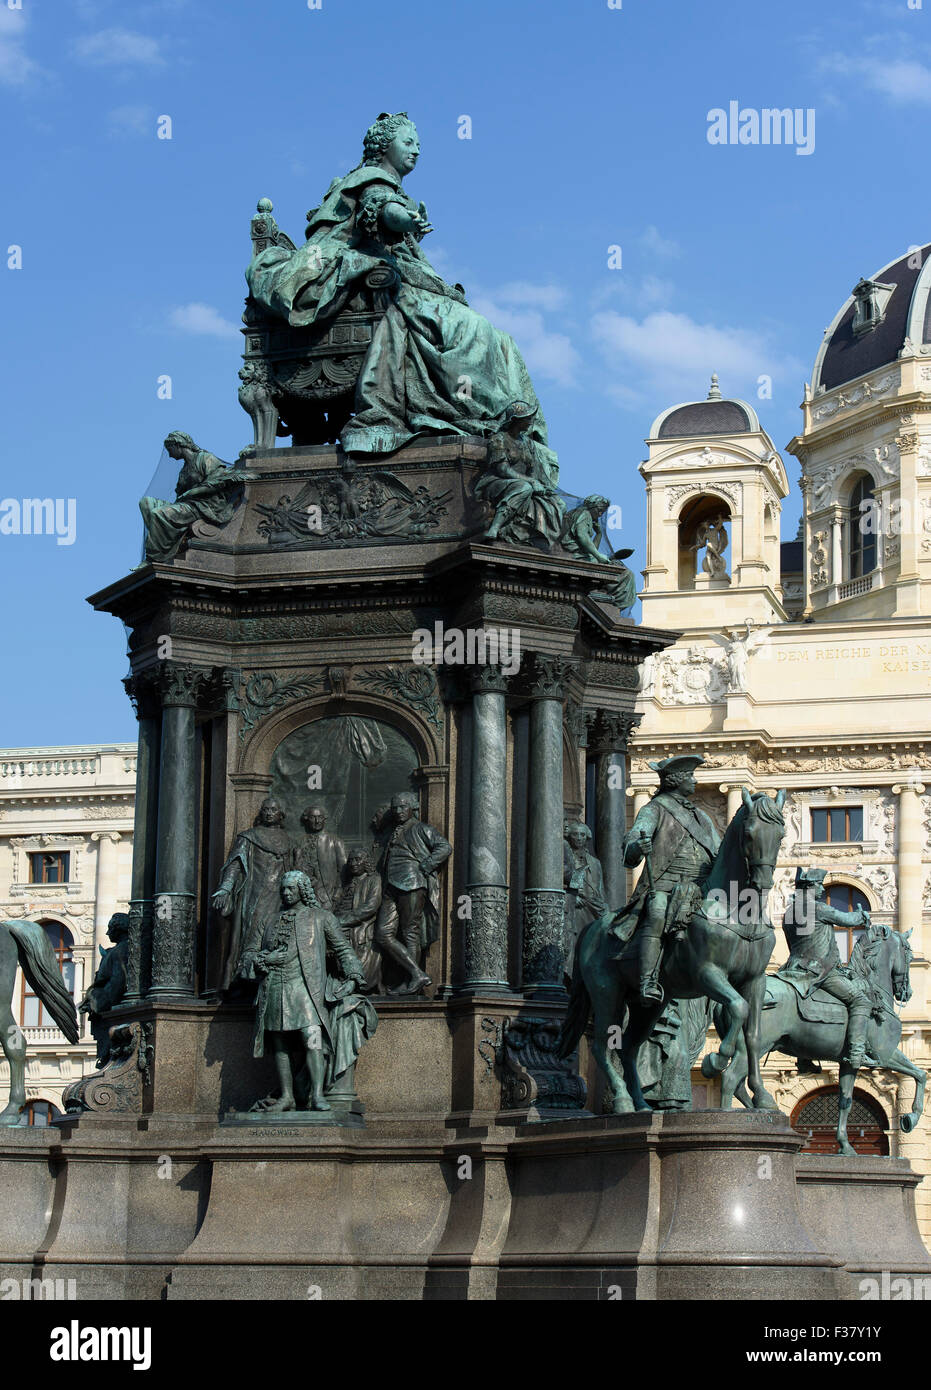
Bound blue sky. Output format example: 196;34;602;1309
2;0;929;744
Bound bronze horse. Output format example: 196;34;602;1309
0;920;79;1124
718;923;924;1156
560;789;785;1114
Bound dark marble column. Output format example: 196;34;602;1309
522;656;573;998
150;664;207;1000
589;710;641;908
461;664;510;993
122;674;161;1003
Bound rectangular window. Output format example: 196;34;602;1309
810;807;863;843
28;851;70;884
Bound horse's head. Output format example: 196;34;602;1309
739;786;786;893
892;928;914;1004
851;923;914;1004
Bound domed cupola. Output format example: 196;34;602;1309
653;374;760;439
814;244;931;394
639;376;788;630
787;242;931;621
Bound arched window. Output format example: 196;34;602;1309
18;1100;61;1127
792;1086;888;1155
846;474;877;580
824;882;870;962
19;921;74;1029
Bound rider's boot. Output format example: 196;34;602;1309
842;1007;869;1068
796;1058;822;1075
638;933;664;1005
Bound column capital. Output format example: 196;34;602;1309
122;670;160;720
588;708;641;754
520;654;576;702
893;780;926;796
155;662;212;709
91;831;122;845
468;663;509;695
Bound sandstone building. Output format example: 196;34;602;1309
631;243;931;1239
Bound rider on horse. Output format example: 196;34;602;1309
618;754;721;1004
778;866;871;1069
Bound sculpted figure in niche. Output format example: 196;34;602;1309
139;431;253;563
374;791;451;996
252;871;367;1113
212;797;292;987
79;913;130;1067
247;112;557;465
293;804;348;910
474;401;564;549
563;823;608;960
692;515;728;579
334;849;383;994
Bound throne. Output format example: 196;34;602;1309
239;199;399;449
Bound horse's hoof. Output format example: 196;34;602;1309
839;1143;856;1158
608;1097;635;1115
900;1113;918;1134
701;1052;730;1078
752;1092;780;1112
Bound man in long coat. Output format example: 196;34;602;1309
292;804;348;910
253;871;365;1111
374;791;451;995
613;755;720;1004
212;798;292;987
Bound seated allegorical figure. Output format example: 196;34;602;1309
474;400;565;549
246;111;558;469
561;495;637;612
78;912;130;1067
139;431;253;564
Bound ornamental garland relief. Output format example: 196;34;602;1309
812;371;898;420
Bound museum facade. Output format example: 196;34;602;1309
0;745;136;1118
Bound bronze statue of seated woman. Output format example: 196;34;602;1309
243;112;558;479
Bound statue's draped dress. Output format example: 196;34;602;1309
246;164;558;472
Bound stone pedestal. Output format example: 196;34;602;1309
2;1107;924;1300
797;1153;931;1290
495;1111;850;1300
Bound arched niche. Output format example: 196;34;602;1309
267;712;421;852
677;494;732;588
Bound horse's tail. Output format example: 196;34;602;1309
5;920;79;1043
557;917;599;1059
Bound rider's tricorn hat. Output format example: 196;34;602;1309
795;866;826;887
503;400;537;425
649;754;704;779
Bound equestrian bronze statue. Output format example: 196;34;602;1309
560;759;785;1115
